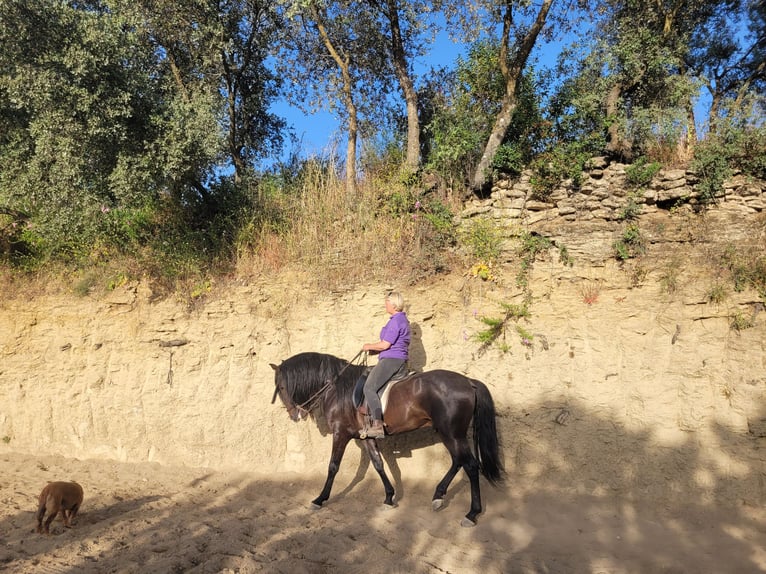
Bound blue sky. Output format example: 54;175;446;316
269;22;715;162
271;30;475;158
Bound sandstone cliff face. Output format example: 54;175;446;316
1;164;764;511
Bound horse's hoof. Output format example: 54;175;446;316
460;517;477;528
310;502;322;510
431;499;444;511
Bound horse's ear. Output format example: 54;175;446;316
270;363;278;371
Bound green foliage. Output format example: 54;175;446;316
528;146;591;200
474;316;504;345
519;232;552;260
417;196;456;248
515;324;535;347
659;259;681;294
619;191;644;220
613;223;645;260
73;274;98;297
691;139;731;205
421;40;546;188
0;0;283;276
491;143;525;176
515;231;554;291
460;218;502;266
625;157;662;188
692;101;766;205
732;126;766;181
730;310;754;332
558;244;574;267
474;300;531;353
706;282;727;304
721;246;766;301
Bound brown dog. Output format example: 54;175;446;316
36;481;83;534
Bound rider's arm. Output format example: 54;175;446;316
363;339;392;353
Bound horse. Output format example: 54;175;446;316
270;351;504;526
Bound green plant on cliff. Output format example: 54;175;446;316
460;218;503;275
707;282;728;304
659;258;682;294
529;146;591;201
619;190;644;220
474;301;531;354
692;139;731;206
613;223;645;260
516;231;552;290
730;310;754;332
625;157;662;188
721;246;766;302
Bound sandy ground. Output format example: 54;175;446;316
1;450;764;574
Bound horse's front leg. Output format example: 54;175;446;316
312;430;352;509
364;439;396;506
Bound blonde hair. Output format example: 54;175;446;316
386;290;404;312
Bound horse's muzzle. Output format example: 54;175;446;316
290;406;309;422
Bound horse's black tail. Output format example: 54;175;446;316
472;379;504;485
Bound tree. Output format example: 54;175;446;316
422;40;546;189
470;0;554;192
0;0;164;258
125;0;285;186
276;1;396;194
687;0;765;132
592;0;732;159
364;0;441;171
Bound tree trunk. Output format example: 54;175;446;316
471;0;553;192
312;6;357;194
345;95;359;195
603;82;630;159
385;0;420;171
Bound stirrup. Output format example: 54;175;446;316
364;421;385;439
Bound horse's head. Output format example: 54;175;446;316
270;362;310;422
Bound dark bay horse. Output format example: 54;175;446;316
270;352;504;526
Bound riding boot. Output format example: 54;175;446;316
366;419;385;439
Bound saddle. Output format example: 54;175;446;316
353;364;414;416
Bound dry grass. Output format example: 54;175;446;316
579;280;601;305
235;163;463;292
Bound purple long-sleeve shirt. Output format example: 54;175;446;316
379;311;410;360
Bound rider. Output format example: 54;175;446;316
361;290;411;439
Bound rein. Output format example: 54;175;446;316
296;350;366;413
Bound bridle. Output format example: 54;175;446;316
271;351;365;420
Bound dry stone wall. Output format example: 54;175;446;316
459;157;766;263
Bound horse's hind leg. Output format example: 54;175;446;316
431;461;461;511
364;440;395;506
435;436;483;526
461;455;482;527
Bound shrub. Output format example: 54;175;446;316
707;282;727;304
613;223;645;260
491;143;525;176
692;140;731;205
721;246;766;301
730;310;754;332
461;218;503;266
474;301;531;353
625;157;662;188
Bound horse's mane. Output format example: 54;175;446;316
280;352;364;407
